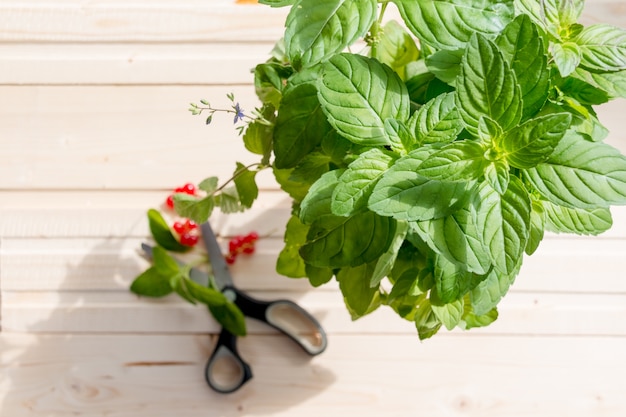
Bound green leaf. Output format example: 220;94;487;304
496;14;550;119
370;221;409;287
409;92;464;145
289;152;332;184
243;116;274;161
572;67;626;99
318;53;410;146
300;211;397;268
460;306;498;329
306;264;335;287
332;148;397;216
284;0;377;68
524;132;626;209
274;70;332;169
514;0;583;38
414;299;442;340
575;24;626;72
147;209;189;252
272;167;310;203
173;194;214;224
299;169;343;224
216;187;243;214
552;42;581;77
498;113;572;169
473;177;531;275
388;269;422;303
416;140;487;182
374;20;419;80
130;266;173;297
558;77;609;106
233;163;258;209
209;302;247;337
254;63;292;108
412;205;491;275
525;200;545;256
394;0;514;50
337;263;379;317
484;159;510;195
425;49;463;85
431;297;464;330
470;267;517;315
456;34;523;136
431;254;473;303
369;148;476;222
277;215;310;278
543;200;612;236
198;177;219;194
186;280;227;306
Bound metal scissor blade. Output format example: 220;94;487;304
200;222;233;290
140;243;209;286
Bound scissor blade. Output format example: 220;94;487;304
140;243;209;286
200;222;233;290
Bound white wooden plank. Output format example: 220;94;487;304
1;332;625;416
3;234;626;293
0;1;288;42
3;289;626;336
0;85;278;190
0;43;274;85
0;0;621;43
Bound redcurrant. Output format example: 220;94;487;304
165;195;175;209
182;183;197;195
225;252;237;265
228;235;244;253
173;221;186;234
180;233;199;247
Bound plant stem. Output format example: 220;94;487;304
369;2;389;57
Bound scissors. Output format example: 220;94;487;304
142;222;327;393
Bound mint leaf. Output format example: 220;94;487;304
305;264;334;287
300;211;397;268
470;267;517;315
147;209;189;252
552;42;582;77
524;132;626;209
412;204;491;275
284;0;377;68
369;148;476;221
259;0;296;6
416;140;487;182
130;266;173;297
274;70;332;169
300;169;343;224
431;254;473;304
456;34;523;136
374;20;419;80
370;221;409;287
514;0;582;38
431;297;464;330
572;67;626;99
525;200;545;256
318;53;410;146
337;263;379;317
498;113;572;169
394;0;514;50
496;14;550;119
332;148;397;216
425;49;463;85
277;215;310;278
474;177;531;275
414;299;442;340
233;163;258;209
575;24;626;72
460;305;498;329
484;159;510;195
543;200;612;235
186;280;228;306
409;92;463;145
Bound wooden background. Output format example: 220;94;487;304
1;1;626;415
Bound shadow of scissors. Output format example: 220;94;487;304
189;222;328;393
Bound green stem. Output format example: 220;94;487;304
369;2;388;57
214;162;268;194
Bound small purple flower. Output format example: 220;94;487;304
233;103;245;124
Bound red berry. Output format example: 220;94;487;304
180;232;199;247
242;244;255;255
182;183;197;195
184;219;198;231
229;236;244;253
165;195;175;209
246;231;259;242
173;221;186;234
225;252;237;264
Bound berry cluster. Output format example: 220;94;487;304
165;182;197;209
173;218;199;246
225;232;259;264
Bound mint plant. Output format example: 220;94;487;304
132;0;626;340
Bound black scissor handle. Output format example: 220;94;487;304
231;287;328;356
205;328;252;394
